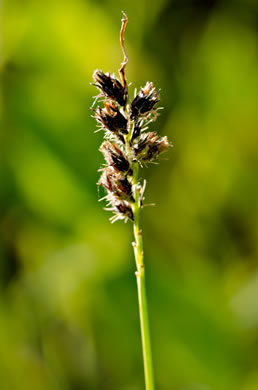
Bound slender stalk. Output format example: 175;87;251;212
124;110;155;390
125;121;155;389
131;162;155;390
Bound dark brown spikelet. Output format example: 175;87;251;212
93;70;127;106
98;167;134;202
113;200;134;222
94;101;128;135
130;82;160;119
133;132;170;162
131;119;143;142
100;141;131;173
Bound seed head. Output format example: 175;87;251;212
92;13;171;223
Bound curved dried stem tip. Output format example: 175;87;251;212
119;11;129;91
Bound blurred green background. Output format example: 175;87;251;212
0;0;257;389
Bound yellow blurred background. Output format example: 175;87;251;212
0;1;257;389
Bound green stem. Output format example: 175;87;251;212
132;163;155;390
124;110;155;390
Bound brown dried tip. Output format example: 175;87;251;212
92;70;127;106
119;11;129;93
